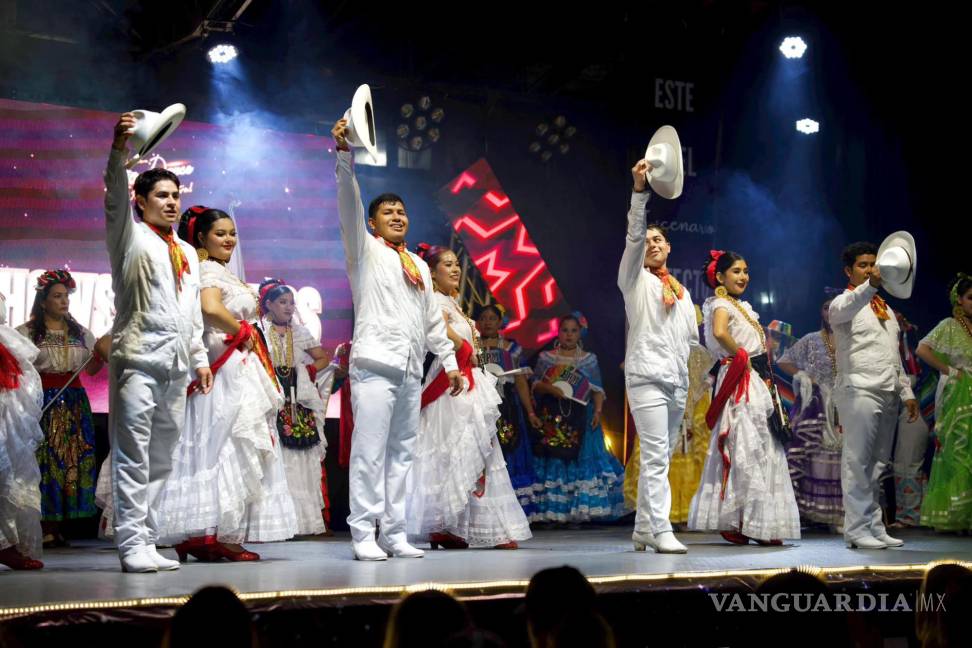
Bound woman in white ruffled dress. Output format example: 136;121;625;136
688;250;800;545
0;292;45;570
153;206;298;561
406;245;531;549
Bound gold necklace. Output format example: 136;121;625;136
821;329;837;377
268;323;294;375
719;292;766;353
957;314;972;341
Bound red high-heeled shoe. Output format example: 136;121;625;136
0;547;44;570
720;530;751;545
429;532;469;550
493;541;519;550
206;543;260;562
175;535;219;562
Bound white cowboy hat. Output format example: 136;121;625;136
343;84;379;161
125;103;186;169
876;230;917;299
644;125;684;199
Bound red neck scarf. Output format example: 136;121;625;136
378;236;424;291
147;223;190;291
651;267;685;309
848;283;889;321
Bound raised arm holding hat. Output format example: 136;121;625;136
829;238;918;550
332;94;461;562
619;129;697;554
104;112;211;573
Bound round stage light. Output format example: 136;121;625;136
397;124;410;139
207;44;238;64
559;143;570;155
427;127;440;143
547;133;560;145
779;36;807;59
409;135;424;151
540;151;552;162
414;116;428;131
417;96;432;110
796;118;820;134
564;125;577;138
528;142;542;154
400;103;415;118
553;115;567;129
430;107;445;123
536;123;549;136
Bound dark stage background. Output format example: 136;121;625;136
0;1;965;447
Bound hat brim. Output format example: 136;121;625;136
645;125;684;199
127;103;186;168
877;230;917;299
349;84;379;160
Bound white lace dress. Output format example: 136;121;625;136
406;293;532;546
0;324;44;559
687;296;801;541
264;318;328;536
153;260;298;544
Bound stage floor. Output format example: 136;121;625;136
2;527;970;615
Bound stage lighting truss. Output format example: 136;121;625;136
207;43;238;64
779;36;807;59
397;96;445;152
796;118;820;135
529;116;576;163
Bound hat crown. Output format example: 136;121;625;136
646;143;678;183
877;247;912;282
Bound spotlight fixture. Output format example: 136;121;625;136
207;43;238;64
397;95;445;152
779;36;807;59
528;115;577;163
795;118;819;134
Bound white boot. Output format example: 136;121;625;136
119;547;159;573
653;531;688;554
845;535;887;549
147;545;180;571
377;537;425;558
352;540;389;561
873;532;904;547
632;530;655;552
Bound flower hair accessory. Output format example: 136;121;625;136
570;310;589;338
35;269;76;293
705;250;725;289
259;277;287;305
415;242;432;259
950;272;971;307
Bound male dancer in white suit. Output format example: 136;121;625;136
332;118;462;561
105;114;212;572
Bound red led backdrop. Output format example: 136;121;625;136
438;159;570;353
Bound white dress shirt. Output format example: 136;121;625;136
618;191;698;393
335;150;457;380
828;282;914;400
104;148;207;374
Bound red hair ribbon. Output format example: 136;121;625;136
186;205;208;246
705;250;725;289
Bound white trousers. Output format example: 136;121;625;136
892;404;929;524
347;365;421;545
833;386;899;542
629;381;686;536
109;360;187;556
